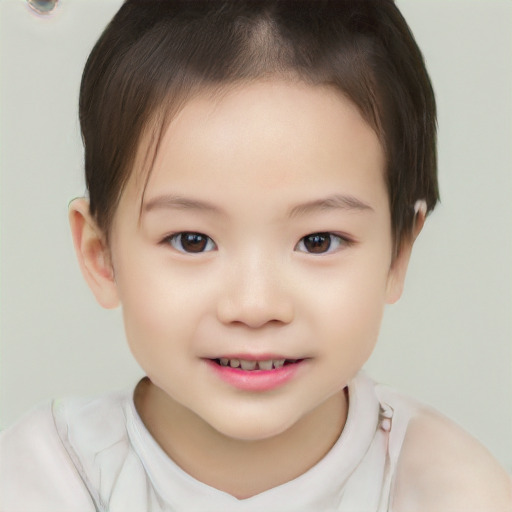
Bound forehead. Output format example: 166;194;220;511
123;80;387;215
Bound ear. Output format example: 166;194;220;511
386;201;426;304
68;198;119;309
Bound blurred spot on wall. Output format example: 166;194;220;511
27;0;59;16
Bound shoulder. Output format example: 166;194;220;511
0;400;95;511
0;391;132;512
391;404;512;512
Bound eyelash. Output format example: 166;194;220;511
294;233;352;254
164;232;217;254
162;232;352;255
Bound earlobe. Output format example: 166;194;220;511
385;241;413;304
68;198;119;309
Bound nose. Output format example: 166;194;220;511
216;251;294;328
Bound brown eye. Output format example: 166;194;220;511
296;233;346;254
168;232;216;253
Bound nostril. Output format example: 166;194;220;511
27;0;59;15
216;296;294;329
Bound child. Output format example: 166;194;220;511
1;1;510;510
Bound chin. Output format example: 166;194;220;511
208;412;299;442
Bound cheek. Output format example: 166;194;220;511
114;255;209;362
306;257;390;358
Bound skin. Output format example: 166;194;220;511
69;81;511;507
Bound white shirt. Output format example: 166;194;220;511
0;372;418;511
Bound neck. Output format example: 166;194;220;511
134;378;348;499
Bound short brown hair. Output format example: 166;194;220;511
79;0;439;250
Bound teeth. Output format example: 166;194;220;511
258;360;273;370
218;358;296;370
240;360;257;370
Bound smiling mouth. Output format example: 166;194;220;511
212;358;302;371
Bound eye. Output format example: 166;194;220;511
166;232;216;253
295;232;349;254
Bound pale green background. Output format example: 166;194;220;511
1;0;511;472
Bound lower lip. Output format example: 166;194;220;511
205;359;305;392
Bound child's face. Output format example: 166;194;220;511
107;81;408;440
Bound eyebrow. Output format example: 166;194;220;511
143;194;224;215
288;194;374;217
142;192;374;218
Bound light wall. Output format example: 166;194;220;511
1;0;510;472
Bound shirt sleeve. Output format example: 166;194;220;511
0;401;95;512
